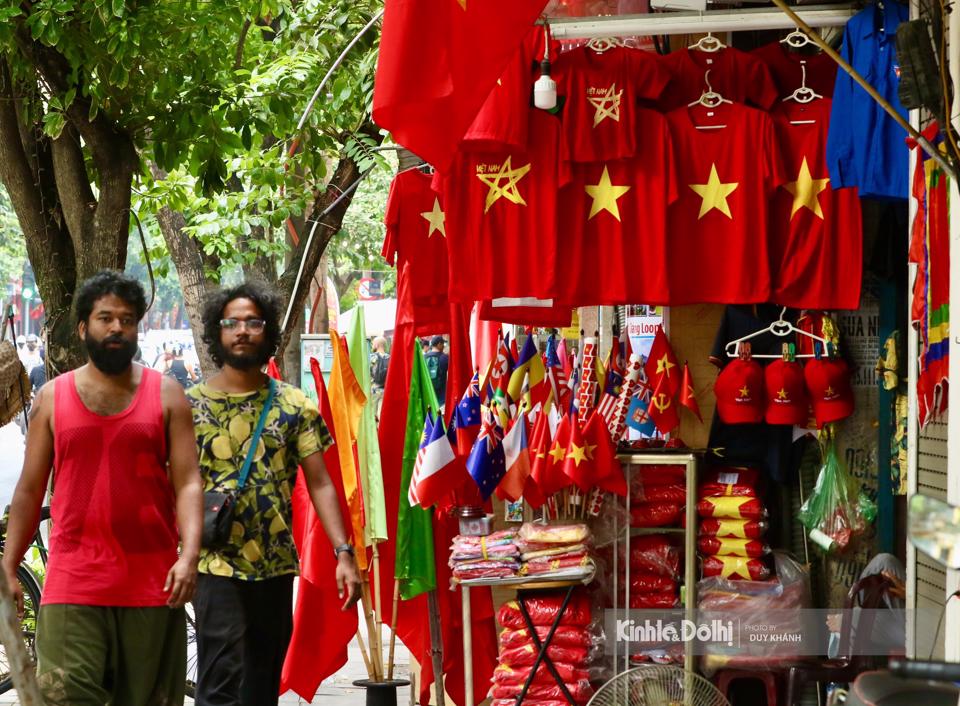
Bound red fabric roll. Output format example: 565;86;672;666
697;536;770;558
698;518;768;539
631;502;684;527
701;555;772;580
697;496;768;520
497;592;592;629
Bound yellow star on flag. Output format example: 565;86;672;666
420;197;446;238
584;442;597;460
456;0;466;8
548;441;566;464
476;156;531;213
585;166;631;221
587;84;623;127
656;355;676;377
784;157;829;219
720;556;747;579
689;163;738;219
777;388;789;400
738;385;750;398
566;442;589;466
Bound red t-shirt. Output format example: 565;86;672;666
771;99;862;310
437;108;569;302
383;169;450;312
555;45;671;162
557;107;678;305
665;102;786;305
658;47;778;111
752;42;837;101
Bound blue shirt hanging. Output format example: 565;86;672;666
826;1;909;200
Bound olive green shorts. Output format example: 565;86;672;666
35;604;186;706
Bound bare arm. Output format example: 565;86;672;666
2;384;55;614
301;450;362;609
162;377;203;607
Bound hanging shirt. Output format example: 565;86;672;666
657;47;778;111
771;99;863;310
436;107;570;303
751;41;837;100
383;169;451;315
554;45;672;162
556;107;678;306
826;2;909;200
665;102;786;305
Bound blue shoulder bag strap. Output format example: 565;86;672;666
237;377;276;490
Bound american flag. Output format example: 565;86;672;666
408;413;435;506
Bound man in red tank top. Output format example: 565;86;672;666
2;270;203;705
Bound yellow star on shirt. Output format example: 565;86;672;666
689;163;738;220
784;157;830;219
824;386;835;397
738;385;750;398
777;388;789;400
476;156;531;213
587;84;623;126
548;441;566;464
566;442;589;467
585;166;631;221
420;197;446;238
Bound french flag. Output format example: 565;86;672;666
499;414;531;502
410;416;458;509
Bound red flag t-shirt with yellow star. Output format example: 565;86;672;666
435;107;570;302
658;47;778;112
665;102;786;305
771;98;862;310
557;107;678;306
554;45;671;162
382;169;451;310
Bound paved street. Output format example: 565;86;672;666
0;421;413;705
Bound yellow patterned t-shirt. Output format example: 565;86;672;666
187;380;334;580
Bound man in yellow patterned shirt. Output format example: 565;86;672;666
187;282;361;706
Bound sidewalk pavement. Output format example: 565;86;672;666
0;637;412;705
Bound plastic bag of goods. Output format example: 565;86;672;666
699;467;761;498
499;625;595;650
623;535;681;578
630;502;684;527
698;517;768;539
493;663;590;686
498;643;590;668
697;496;768;520
697;536;771;558
628;591;680;609
632;464;687;487
631;483;687;505
497;591;592;629
701;555;772;581
490;679;594;704
519;523;591;545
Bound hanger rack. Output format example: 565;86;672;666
545;4;855;39
724;308;830;359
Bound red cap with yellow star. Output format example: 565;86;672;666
804;357;854;427
714;358;765;424
764;358;809;426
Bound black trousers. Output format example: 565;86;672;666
193;573;294;706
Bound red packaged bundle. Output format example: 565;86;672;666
491;680;594;704
497;592;592;629
629;591;680;609
498;643;589;668
697;496;767;520
699;467;761;498
522;553;592;576
627;536;680;577
633;464;687;486
698;518;768;539
493;701;568;706
631;483;687;504
701;555;771;581
493;663;591;685
499;626;593;650
627;572;678;594
697;536;770;558
630;502;684;527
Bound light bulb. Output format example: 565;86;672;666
533;59;557;110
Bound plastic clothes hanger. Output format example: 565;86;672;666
780;28;813;49
724;307;829;359
689;32;726;53
784;65;823;124
586;37;623;54
688;70;731;129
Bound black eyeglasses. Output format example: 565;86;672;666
220;318;266;333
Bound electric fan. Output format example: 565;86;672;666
587;666;730;706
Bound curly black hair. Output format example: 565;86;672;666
201;282;281;368
75;270;147;324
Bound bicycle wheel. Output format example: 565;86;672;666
185;602;197;697
0;564;43;694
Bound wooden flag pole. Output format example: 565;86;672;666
356;629;375;679
426;590;446;706
387;582;400;680
0;577;45;705
361;576;383;680
372;541;384;674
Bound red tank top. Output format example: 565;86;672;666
44;367;178;607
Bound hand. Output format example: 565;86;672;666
882;570;906;600
336;553;362;611
2;563;22;619
826;613;842;632
164;555;198;608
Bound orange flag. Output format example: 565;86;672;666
680;361;703;422
328;330;369;572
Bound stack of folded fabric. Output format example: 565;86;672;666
449;529;520;581
490;591;596;706
517;523;594;579
697;467;772;581
630;464;687;528
609;534;681;610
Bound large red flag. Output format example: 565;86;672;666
648;374;680;434
680;361;703;422
644;325;681;397
280;361;359;699
373;0;548;170
583;411;627;496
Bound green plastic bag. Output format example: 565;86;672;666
799;434;877;553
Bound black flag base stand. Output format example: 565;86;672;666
352;679;412;706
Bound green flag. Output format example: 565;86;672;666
395;342;440;600
345;307;388;544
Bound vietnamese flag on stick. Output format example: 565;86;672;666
680;361;703;422
644;325;681;397
373;0;549;170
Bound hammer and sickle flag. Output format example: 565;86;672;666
648;374;679;434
